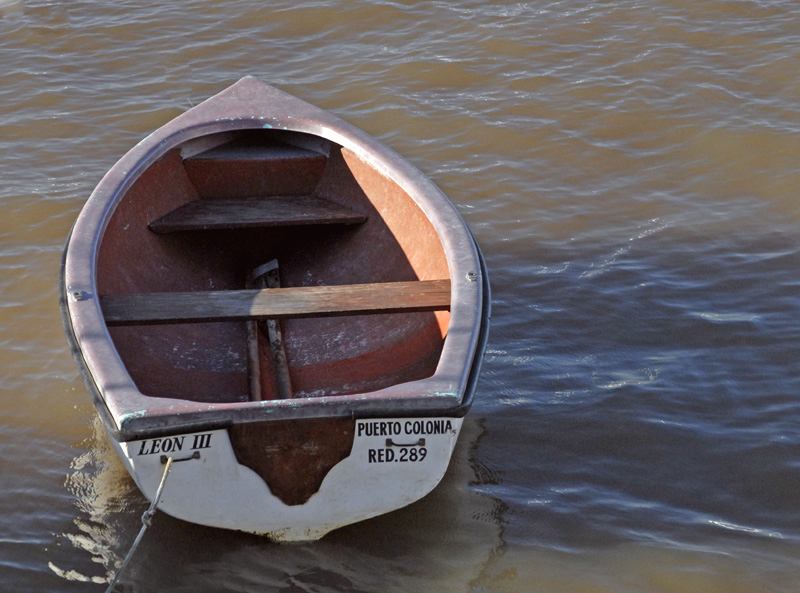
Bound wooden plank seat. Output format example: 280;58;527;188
101;279;451;326
149;195;366;233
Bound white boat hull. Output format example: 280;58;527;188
113;417;463;541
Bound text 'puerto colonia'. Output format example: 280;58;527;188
357;419;454;438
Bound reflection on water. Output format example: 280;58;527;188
51;416;138;585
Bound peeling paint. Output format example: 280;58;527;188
120;409;148;422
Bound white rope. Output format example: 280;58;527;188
105;457;174;593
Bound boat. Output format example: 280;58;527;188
59;77;489;541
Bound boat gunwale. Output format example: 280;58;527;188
61;77;488;441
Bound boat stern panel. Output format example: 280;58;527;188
119;416;462;541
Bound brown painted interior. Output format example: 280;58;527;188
96;129;452;503
97;130;450;403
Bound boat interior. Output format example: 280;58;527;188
96;129;452;404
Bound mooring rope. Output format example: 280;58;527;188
104;456;174;593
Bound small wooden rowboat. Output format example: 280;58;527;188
60;77;489;541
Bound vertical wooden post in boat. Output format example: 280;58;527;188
247;260;293;400
245;285;262;401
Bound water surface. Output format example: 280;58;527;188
2;1;800;591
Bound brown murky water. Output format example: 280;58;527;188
3;1;800;591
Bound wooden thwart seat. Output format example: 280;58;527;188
101;279;451;326
149;195;366;233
